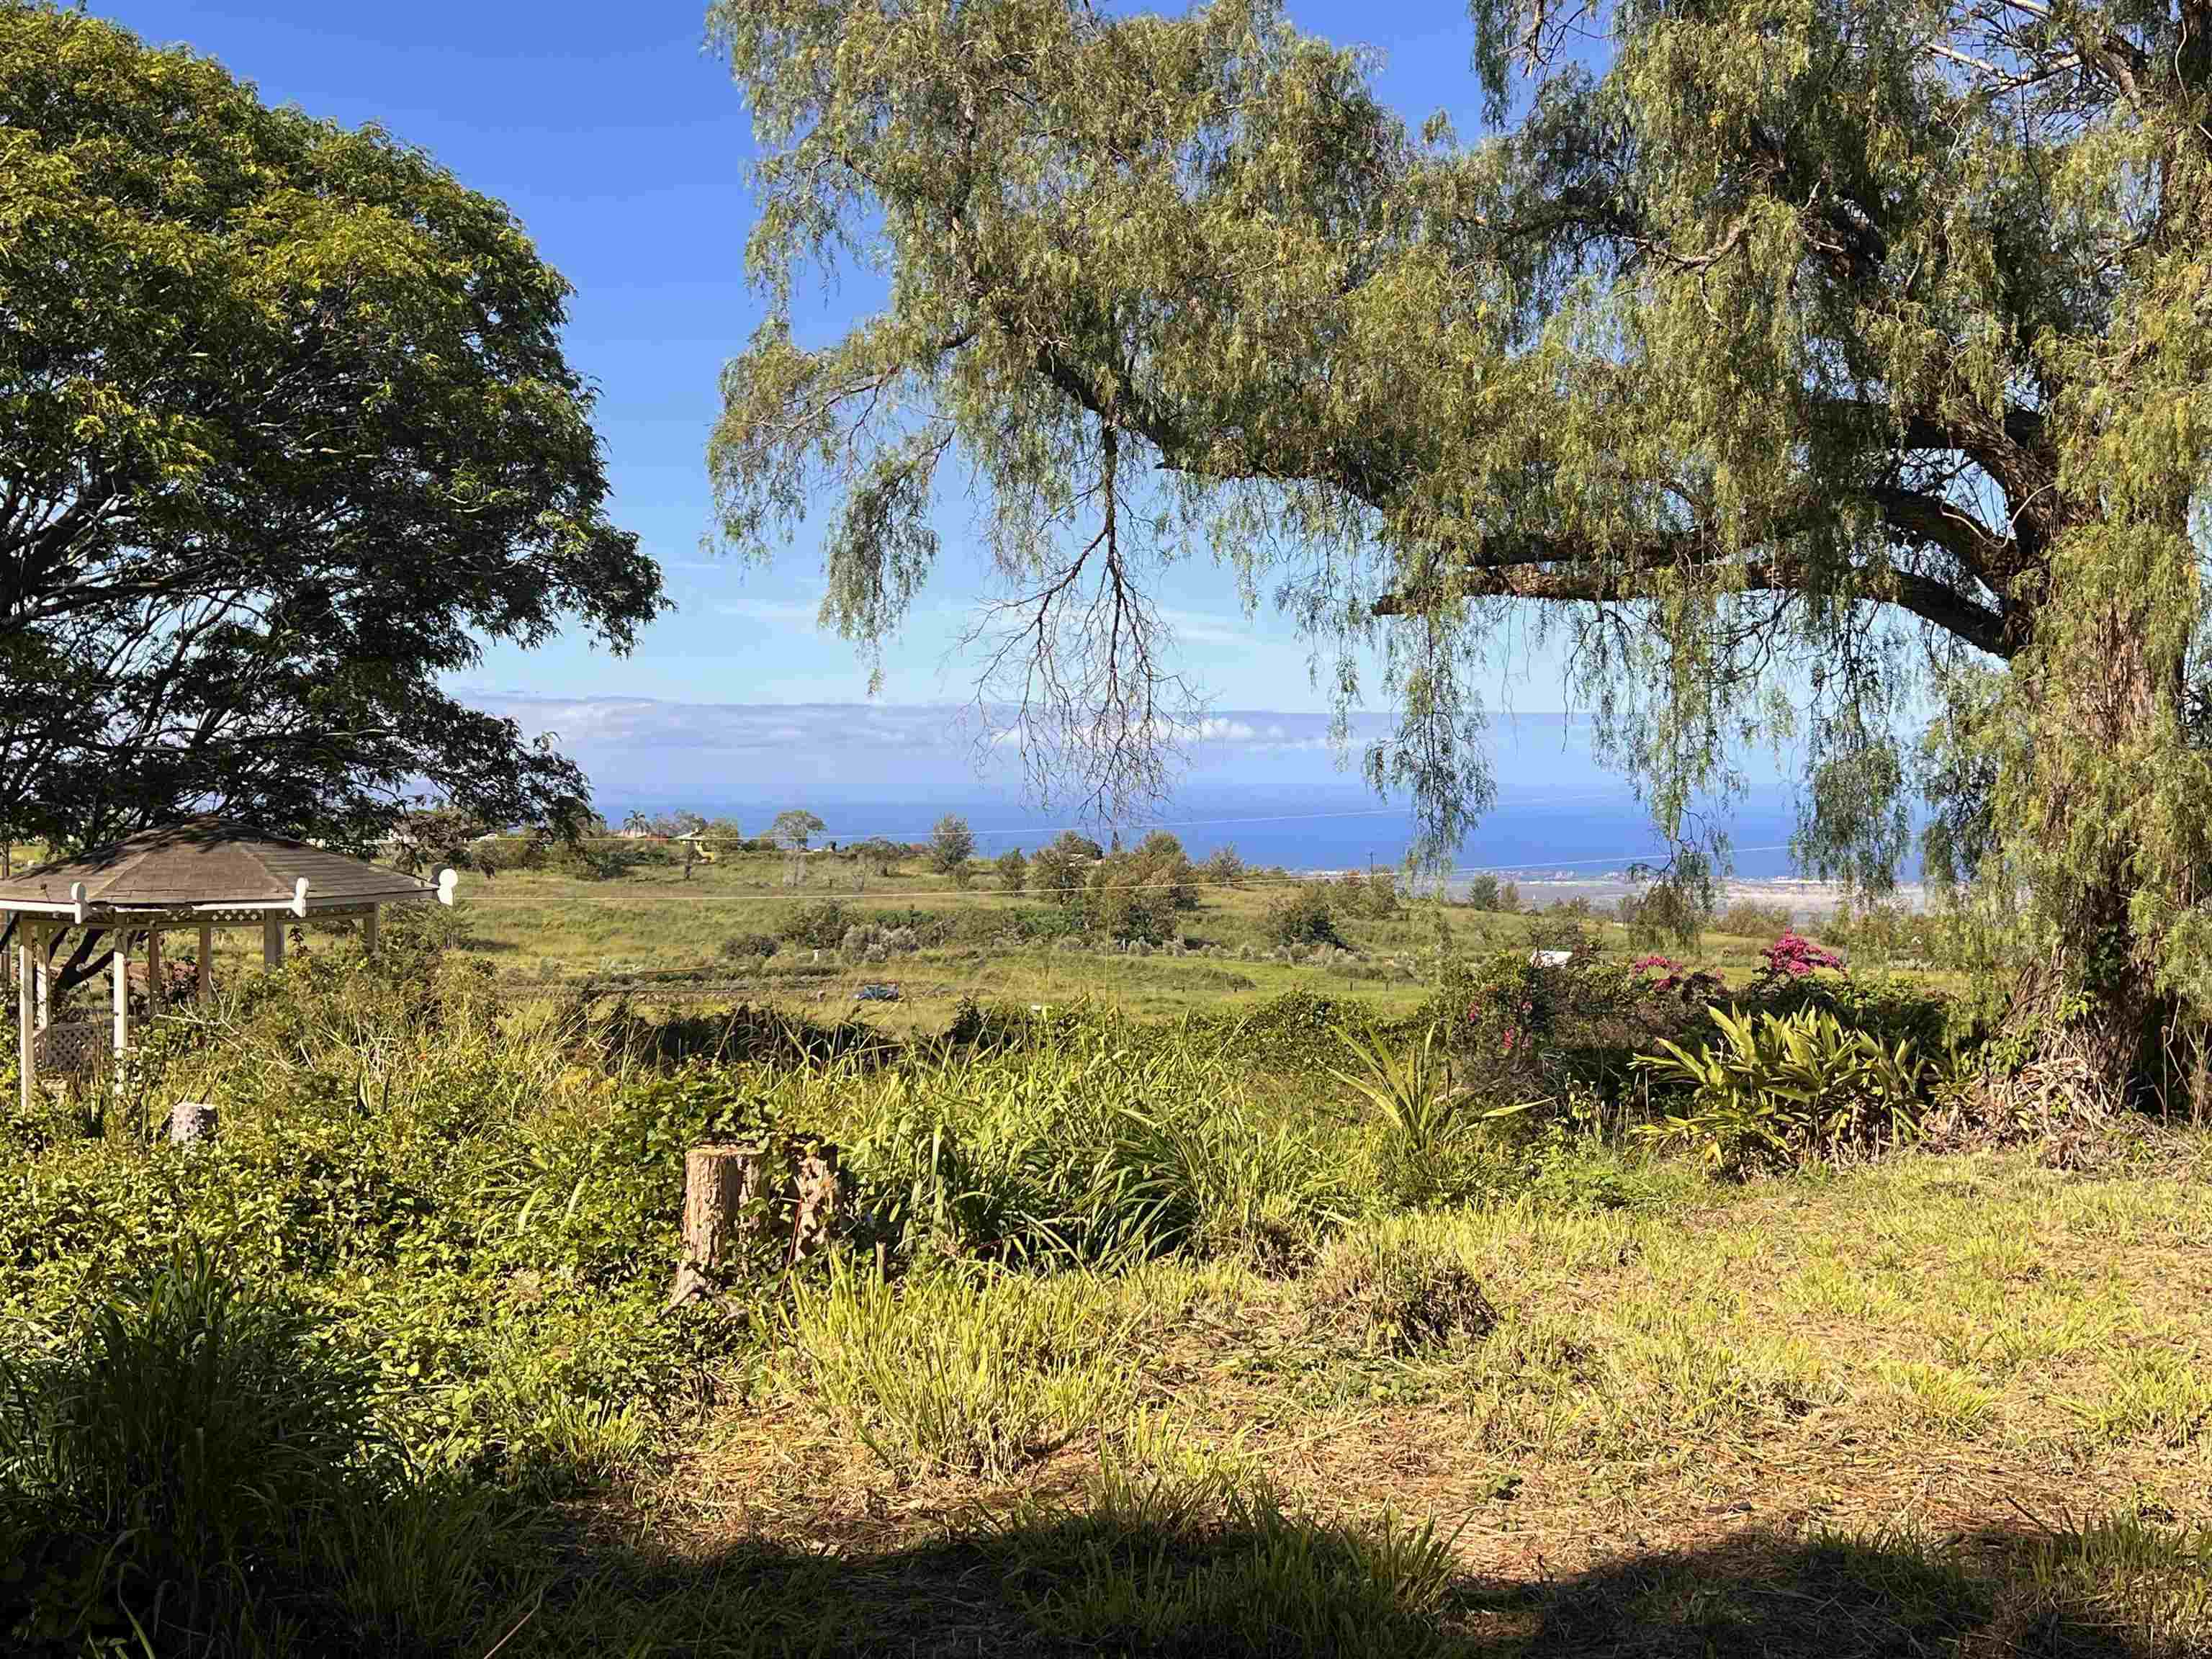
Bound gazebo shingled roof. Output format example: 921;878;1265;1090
7;817;456;1110
0;817;444;914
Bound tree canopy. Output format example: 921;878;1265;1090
770;809;826;850
708;0;2212;1093
0;3;657;855
929;812;976;874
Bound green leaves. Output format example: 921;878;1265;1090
0;4;660;853
1634;1004;1933;1175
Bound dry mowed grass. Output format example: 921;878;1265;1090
611;1142;2212;1655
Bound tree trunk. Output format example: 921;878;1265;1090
666;1143;765;1308
2009;585;2199;1115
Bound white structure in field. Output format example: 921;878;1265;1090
1;817;454;1107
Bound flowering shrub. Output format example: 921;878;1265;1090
1464;957;1547;1059
1758;933;1847;986
1629;954;1729;1005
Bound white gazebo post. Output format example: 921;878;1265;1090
112;928;130;1074
16;918;35;1110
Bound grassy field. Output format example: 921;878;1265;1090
432;847;1915;1033
3;866;2203;1655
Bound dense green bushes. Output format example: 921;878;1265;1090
1636;1006;1934;1174
0;1251;525;1655
1264;884;1344;948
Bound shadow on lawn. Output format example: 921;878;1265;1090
3;1251;2202;1657
540;1491;2207;1659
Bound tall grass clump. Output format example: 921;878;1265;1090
0;1249;524;1655
830;1021;1344;1269
1303;1215;1499;1356
781;1257;1138;1476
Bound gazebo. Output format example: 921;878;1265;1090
2;819;456;1107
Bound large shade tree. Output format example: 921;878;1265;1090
707;0;2212;1101
0;4;658;866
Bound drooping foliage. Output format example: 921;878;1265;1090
0;3;658;855
707;0;2212;1095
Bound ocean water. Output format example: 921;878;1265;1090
641;788;1818;882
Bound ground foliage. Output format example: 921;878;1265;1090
1;939;2201;1653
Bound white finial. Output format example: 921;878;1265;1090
69;881;86;924
291;876;310;918
436;868;457;907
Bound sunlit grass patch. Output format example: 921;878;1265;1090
1303;1216;1499;1356
2067;1342;2212;1449
1877;1359;2002;1439
779;1259;1140;1477
1784;1253;1913;1322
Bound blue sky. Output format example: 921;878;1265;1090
100;2;1660;817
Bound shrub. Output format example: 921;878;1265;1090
1718;900;1795;938
1032;834;1092;901
779;898;851;949
1082;850;1183;943
1464;873;1501;911
995;846;1028;891
1618;878;1709;948
1755;931;1848;989
930;814;976;875
1264;884;1343;948
1526;911;1593;956
719;932;780;961
1634;1004;1933;1174
1336;870;1401;919
0;1251;395;1650
1202;845;1246;886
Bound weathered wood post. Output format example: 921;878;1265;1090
111;932;129;1071
666;1143;765;1308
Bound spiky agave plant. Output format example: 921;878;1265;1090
1326;1024;1467;1164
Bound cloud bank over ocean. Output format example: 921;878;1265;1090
457;692;1633;809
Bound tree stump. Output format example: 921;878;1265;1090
786;1139;844;1267
666;1143;765;1308
166;1100;217;1146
